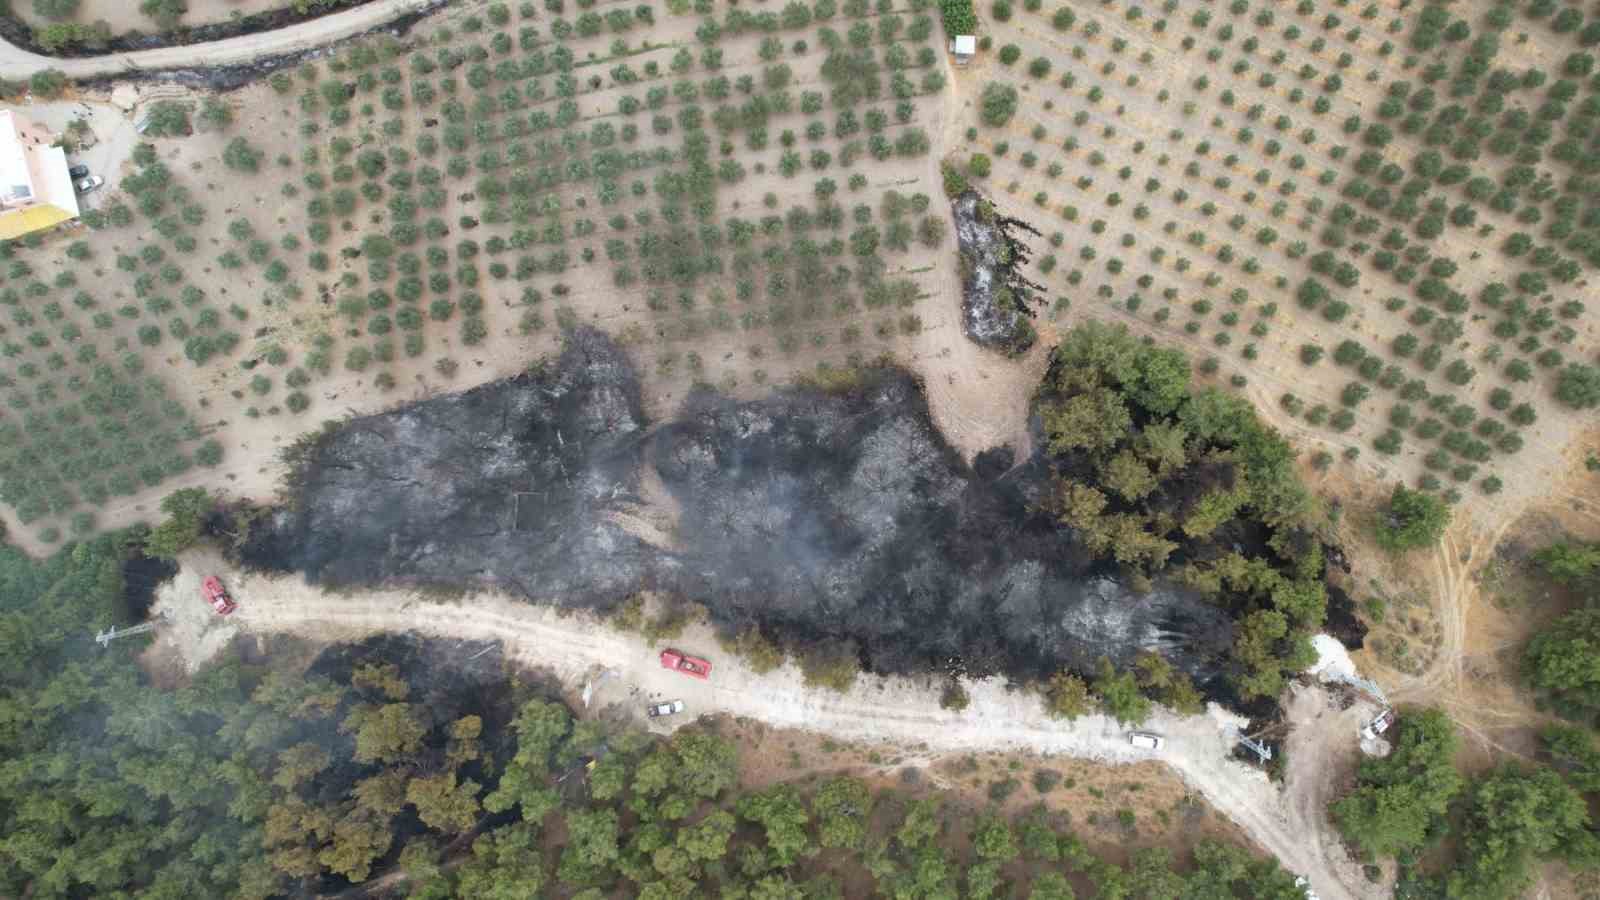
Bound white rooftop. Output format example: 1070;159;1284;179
0;109;77;219
952;35;977;55
0;110;32;205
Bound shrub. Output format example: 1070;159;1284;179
32;0;81;21
1375;484;1450;551
223;137;263;173
1556;363;1600;409
195;439;224;467
979;82;1019;127
140;0;187;29
800;641;860;693
1374;429;1403;455
1043;671;1094;720
941;161;968;197
140;101;192;137
940;679;971;711
28;69;67;98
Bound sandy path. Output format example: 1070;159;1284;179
0;0;439;81
144;548;1381;900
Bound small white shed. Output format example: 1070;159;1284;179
950;34;976;63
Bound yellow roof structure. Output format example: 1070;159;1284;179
0;201;73;240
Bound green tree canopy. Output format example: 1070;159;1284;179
1374;484;1450;552
1524;608;1600;723
1534;540;1600;588
1331;708;1463;858
143;487;212;558
1555;363;1600;409
979;82;1018;127
812;777;873;848
1092;657;1151;726
1444;766;1592;900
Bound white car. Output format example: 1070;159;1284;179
1128;731;1164;750
1361;709;1395;741
73;175;103;194
647;699;685;718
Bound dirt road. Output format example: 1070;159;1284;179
0;0;439;81
148;548;1380;900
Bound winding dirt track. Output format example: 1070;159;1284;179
151;549;1382;900
0;0;438;81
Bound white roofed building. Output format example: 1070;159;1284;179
950;34;976;63
0;109;79;240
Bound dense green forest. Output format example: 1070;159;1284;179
0;530;1318;898
1036;322;1326;701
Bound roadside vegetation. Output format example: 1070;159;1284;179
0;531;1313;897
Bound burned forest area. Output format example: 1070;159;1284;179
952;190;1046;357
241;325;1347;707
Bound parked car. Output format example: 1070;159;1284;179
648;699;685;718
73;175;103;194
201;575;237;616
1128;732;1164;750
1360;708;1394;741
67;163;89;179
659;648;712;679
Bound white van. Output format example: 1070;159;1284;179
1128;732;1164;750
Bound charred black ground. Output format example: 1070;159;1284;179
952;191;1046;357
244;328;1238;687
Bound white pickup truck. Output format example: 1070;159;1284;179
1128;732;1165;750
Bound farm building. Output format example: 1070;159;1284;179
0;108;78;240
949;34;976;63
